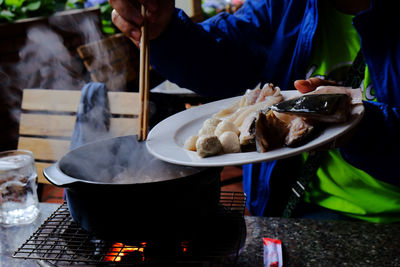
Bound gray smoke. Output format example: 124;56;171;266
17;25;86;90
0;11;107;150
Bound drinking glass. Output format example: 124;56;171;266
0;150;39;226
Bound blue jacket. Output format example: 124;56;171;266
150;0;400;216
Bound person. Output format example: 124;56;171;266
109;0;400;223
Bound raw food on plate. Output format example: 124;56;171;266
184;83;362;158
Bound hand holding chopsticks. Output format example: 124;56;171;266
108;1;174;140
138;5;150;141
109;2;175;141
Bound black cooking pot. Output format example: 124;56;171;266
44;135;222;241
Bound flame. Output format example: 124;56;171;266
181;241;190;254
104;242;146;262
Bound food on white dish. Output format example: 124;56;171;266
219;131;241;153
214;120;239;137
307;85;363;105
190;83;283;157
213;83;283;122
185;83;361;158
269;93;352;123
183;135;198;151
255;110;289;152
198;118;221;136
196;135;222;158
276;113;315;147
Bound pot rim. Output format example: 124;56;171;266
44;159;222;188
43;135;222;187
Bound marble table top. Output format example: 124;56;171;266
1;203;399;266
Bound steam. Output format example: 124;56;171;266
1;11;158;183
48;12;103;45
62;136;201;184
15;10;109;91
17;25;86;90
0;11;114;151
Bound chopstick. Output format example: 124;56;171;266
138;5;150;141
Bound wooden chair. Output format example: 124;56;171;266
17;89;139;198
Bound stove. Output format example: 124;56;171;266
13;191;246;266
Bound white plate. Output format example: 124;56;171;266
146;90;364;167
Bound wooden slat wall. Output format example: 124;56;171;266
20;114;76;137
110;117;138;136
18;89;138;184
21;89;81;112
20;114;137;137
18;137;71;162
21;89;140;115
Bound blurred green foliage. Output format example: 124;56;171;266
0;0;64;22
0;0;116;35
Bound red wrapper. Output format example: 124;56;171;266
263;238;283;267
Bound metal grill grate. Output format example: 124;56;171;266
14;191;246;266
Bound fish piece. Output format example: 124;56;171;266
233;101;270;127
309;86;362;104
238;111;258;145
255;110;289;153
240;88;261;106
213;100;241;120
226;106;249;125
215;83;282;120
285;116;315;146
273;112;315;146
228;95;283;127
269;94;351;123
256;83;281;103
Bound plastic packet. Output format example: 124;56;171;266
263;238;283;267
